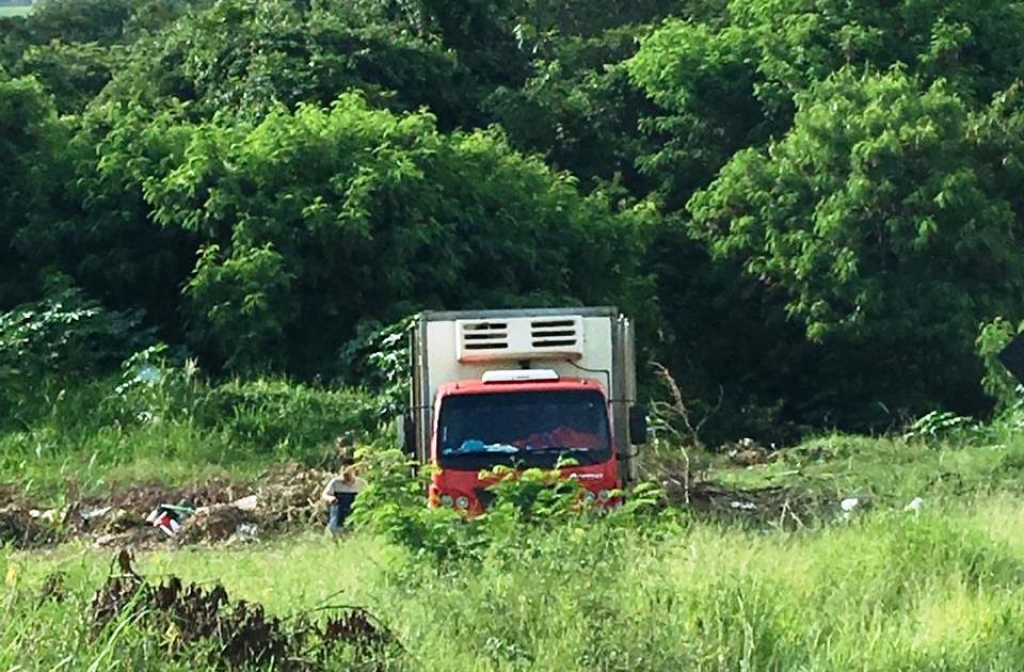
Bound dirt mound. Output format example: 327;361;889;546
253;463;332;531
173;505;260;546
91;479;242;518
0;505;63;548
91;550;397;670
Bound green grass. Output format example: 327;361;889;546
7;496;1024;670
7;375;1024;669
0;375;380;503
0;5;31;17
703;429;1024;505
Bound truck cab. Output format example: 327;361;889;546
403;307;646;512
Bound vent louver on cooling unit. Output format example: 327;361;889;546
456;315;584;362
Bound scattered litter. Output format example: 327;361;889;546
29;508;63;524
839;496;860;520
146;504;195;537
0;505;62;548
4;463;330;550
726;438;770;466
231;494;258;511
904;497;923;514
666;480;814;528
81;506;113;521
229;523;259;545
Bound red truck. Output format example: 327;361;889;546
401;307;646;512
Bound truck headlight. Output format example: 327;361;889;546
455;496;470;509
597;490;610;502
583;491;596;503
440;494;454;507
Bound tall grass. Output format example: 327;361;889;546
6;496;1024;670
8;366;1024;668
0;372;380;502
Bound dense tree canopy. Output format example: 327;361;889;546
3;0;1024;441
142;95;646;371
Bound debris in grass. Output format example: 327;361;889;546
0;504;63;548
173;503;257;546
672;480;819;527
90;551;397;670
726;438;770;466
1;463;336;549
904;497;924;514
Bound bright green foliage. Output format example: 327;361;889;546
353;444;666;568
62;102;197;333
5;0;1024;435
337;316;414;420
99;0;471;125
195;378;379;457
626;4;1024;430
628;21;769;209
976;317;1024;412
689;69;1024;418
142;94;642;373
485;27;659;197
14;433;1024;669
0;285;149;423
185;244;295;372
629;0;1024;206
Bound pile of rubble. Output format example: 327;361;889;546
1;464;335;550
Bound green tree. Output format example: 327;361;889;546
629;0;1024;210
14;40;123;113
0;70;69;309
689;68;1024;420
143;95;647;374
95;0;473;126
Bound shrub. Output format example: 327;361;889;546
195;378;379;460
0;284;151;426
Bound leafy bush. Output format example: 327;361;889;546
337;316;413;422
0;285;150;425
902;410;978;444
107;343;203;427
977;317;1024;412
195;378;379;460
353;445;666;567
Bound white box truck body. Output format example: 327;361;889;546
404;306;645;511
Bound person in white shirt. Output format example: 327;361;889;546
321;459;367;536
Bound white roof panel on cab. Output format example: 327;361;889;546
481;369;560;384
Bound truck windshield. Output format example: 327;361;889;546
436;389;612;470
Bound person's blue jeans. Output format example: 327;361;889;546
327;493;356;535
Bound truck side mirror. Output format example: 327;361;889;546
396;412;416;455
629;404;648;445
